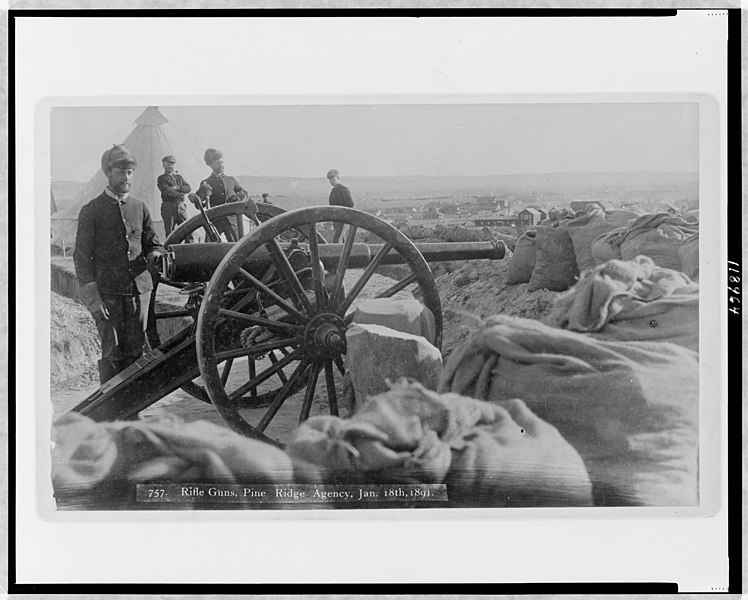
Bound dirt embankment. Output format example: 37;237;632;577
436;251;560;359
50;292;101;385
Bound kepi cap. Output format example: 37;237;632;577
162;155;177;163
204;148;223;165
101;144;137;172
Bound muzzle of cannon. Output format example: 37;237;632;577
163;240;506;283
73;204;509;446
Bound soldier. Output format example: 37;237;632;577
197;148;249;241
156;155;192;239
74;144;163;384
326;168;354;243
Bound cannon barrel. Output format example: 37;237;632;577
163;240;506;283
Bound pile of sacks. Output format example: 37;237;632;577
441;255;700;506
506;206;699;291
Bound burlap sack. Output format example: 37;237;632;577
439;315;699;507
620;214;698;271
567;207;640;271
288;379;593;506
52;414;300;493
591;227;626;264
527;224;579;292
547;256;699;352
505;230;537;284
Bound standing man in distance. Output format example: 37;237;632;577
326;168;354;243
197;148;249;241
74;144;163;384
156;155;192;240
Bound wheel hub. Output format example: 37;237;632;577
304;313;347;359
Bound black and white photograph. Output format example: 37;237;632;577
11;8;736;590
48;100;705;511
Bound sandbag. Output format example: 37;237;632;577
505;230;537;284
591;227;627;264
52;413;304;496
678;233;699;280
527;224;579;292
545;207;576;223
620;213;698;271
567;207;640;272
547;256;699;352
288;379;593;506
439;315;699;507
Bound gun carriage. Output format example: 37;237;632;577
72;200;505;446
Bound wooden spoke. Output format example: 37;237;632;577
376;272;418;298
228;346;304;402
328;226;358;309
248;358;257;398
334;356;345;376
220;359;234;386
217;308;304;333
265;237;316;315
299;361;323;424
267;351;289;384
324;360;339;417
257;360;311;432
215;336;302;363
230;267;309;324
337;242;394;315
306;222;327;312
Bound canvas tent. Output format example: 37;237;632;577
51;106;209;249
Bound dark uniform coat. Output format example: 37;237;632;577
74;191;162;296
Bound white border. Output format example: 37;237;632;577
15;11;730;590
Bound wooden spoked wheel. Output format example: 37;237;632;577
155;200;326;406
196;206;442;445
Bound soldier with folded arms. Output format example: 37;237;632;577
156;154;192;239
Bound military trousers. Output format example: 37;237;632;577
95;290;151;367
161;200;193;241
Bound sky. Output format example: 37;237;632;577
50;102;700;181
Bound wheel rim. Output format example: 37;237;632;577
196;206;442;444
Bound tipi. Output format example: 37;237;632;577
51;106;208;248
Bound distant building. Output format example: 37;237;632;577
518;207;542;227
474;216;519;227
570;200;606;213
421;208;441;220
528;206;548;221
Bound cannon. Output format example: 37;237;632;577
71;201;505;446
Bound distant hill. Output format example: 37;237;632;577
237;171;698;207
54;171;699;212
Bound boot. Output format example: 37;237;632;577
98;359;121;385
